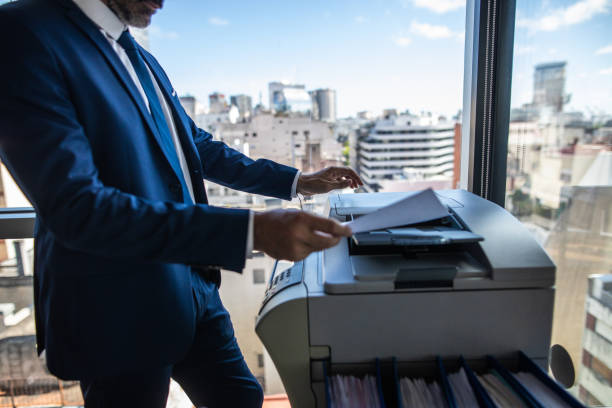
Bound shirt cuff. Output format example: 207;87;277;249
246;210;254;259
291;171;301;198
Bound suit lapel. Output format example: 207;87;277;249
61;3;185;183
141;54;203;168
141;53;199;158
141;52;209;203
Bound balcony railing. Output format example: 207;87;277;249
0;378;83;408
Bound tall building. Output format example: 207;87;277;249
578;274;612;406
358;113;456;192
230;94;253;120
268;82;312;114
209;113;343;171
179;95;197;119
382;108;398;119
357;111;374;120
533;61;567;112
209;92;228;114
310;88;337;122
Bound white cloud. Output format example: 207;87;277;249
148;25;179;40
393;36;412;47
410;0;465;13
208;17;229;26
600;67;612;75
410;21;462;39
595;44;612;55
354;16;368;24
517;0;610;32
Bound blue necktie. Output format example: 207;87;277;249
118;30;192;204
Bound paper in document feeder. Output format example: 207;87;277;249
348;189;484;247
352;225;483;247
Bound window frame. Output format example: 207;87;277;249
0;208;36;239
461;0;516;207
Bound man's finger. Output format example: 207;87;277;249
331;167;363;186
319;178;351;192
301;231;341;251
333;167;360;179
305;214;352;236
329;179;352;190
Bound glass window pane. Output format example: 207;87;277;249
508;2;611;406
162;4;466;194
253;268;266;284
1;0;467;404
171;1;467;398
0;164;68;403
157;0;466;400
257;353;264;368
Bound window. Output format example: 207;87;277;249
0;167;77;403
184;2;466;397
506;1;611;406
602;207;612;237
257;353;264;368
252;268;265;284
0;0;468;404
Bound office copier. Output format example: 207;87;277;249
256;190;557;407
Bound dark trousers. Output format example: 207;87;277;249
79;271;264;408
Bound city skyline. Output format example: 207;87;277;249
145;0;611;118
146;0;467;118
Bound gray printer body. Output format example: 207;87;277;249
256;190;555;408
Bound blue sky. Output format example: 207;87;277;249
2;0;610;118
147;0;611;118
149;0;468;118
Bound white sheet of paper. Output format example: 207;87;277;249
343;188;449;233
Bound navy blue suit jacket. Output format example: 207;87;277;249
0;0;297;379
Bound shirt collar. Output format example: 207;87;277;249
72;0;126;40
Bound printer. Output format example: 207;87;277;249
256;190;556;407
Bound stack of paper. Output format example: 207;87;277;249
399;376;446;407
328;374;381;408
344;188;449;233
448;368;479;408
478;372;528;408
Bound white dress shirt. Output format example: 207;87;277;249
71;0;300;259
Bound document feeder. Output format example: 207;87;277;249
256;190;557;408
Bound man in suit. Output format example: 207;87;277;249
0;0;362;406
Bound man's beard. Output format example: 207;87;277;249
105;0;163;28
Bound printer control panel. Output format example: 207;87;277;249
261;261;303;308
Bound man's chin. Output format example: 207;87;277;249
128;13;153;28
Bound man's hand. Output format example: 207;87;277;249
297;166;363;196
253;209;352;261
